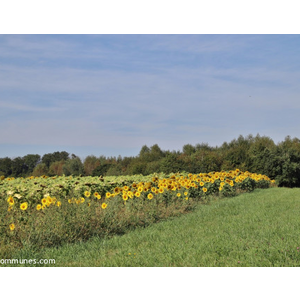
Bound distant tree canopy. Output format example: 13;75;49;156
2;134;300;187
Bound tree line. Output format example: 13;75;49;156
1;134;300;187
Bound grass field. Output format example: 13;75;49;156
6;187;300;267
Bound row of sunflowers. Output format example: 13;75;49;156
1;170;275;256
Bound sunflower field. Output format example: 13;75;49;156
0;170;276;257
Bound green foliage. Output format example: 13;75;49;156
272;147;300;187
2;135;300;187
62;157;84;176
160;152;186;173
92;163;112;176
23;154;41;174
83;155;100;176
48;160;65;176
238;177;256;192
32;163;48;177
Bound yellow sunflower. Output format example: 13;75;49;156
147;193;153;200
7;196;14;206
9;223;15;231
20;202;28;211
101;203;107;209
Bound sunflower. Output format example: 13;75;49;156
122;194;128;201
202;187;207;193
56;201;62;207
158;187;164;194
9;223;15;231
147;193;153;200
20;202;28;211
106;192;111;198
101;203;108;209
94;192;101;200
7;196;14;206
177;193;181;197
36;204;42;211
41;198;47;205
84;191;91;198
135;191;141;197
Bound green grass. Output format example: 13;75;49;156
7;187;300;267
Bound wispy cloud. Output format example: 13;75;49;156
0;35;300;157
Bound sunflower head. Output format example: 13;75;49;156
7;196;14;206
20;202;28;211
147;193;153;200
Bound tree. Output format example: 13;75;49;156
270;143;300;187
49;160;65;176
23;154;41;175
32;163;48;177
149;144;165;160
182;144;195;156
42;151;69;168
160;152;186;173
83;155;100;176
0;157;12;177
12;157;26;177
92;163;112;176
139;145;150;156
62;157;84;176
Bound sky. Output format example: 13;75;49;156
1;34;300;160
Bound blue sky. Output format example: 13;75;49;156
1;34;300;159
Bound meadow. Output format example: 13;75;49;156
0;169;275;262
